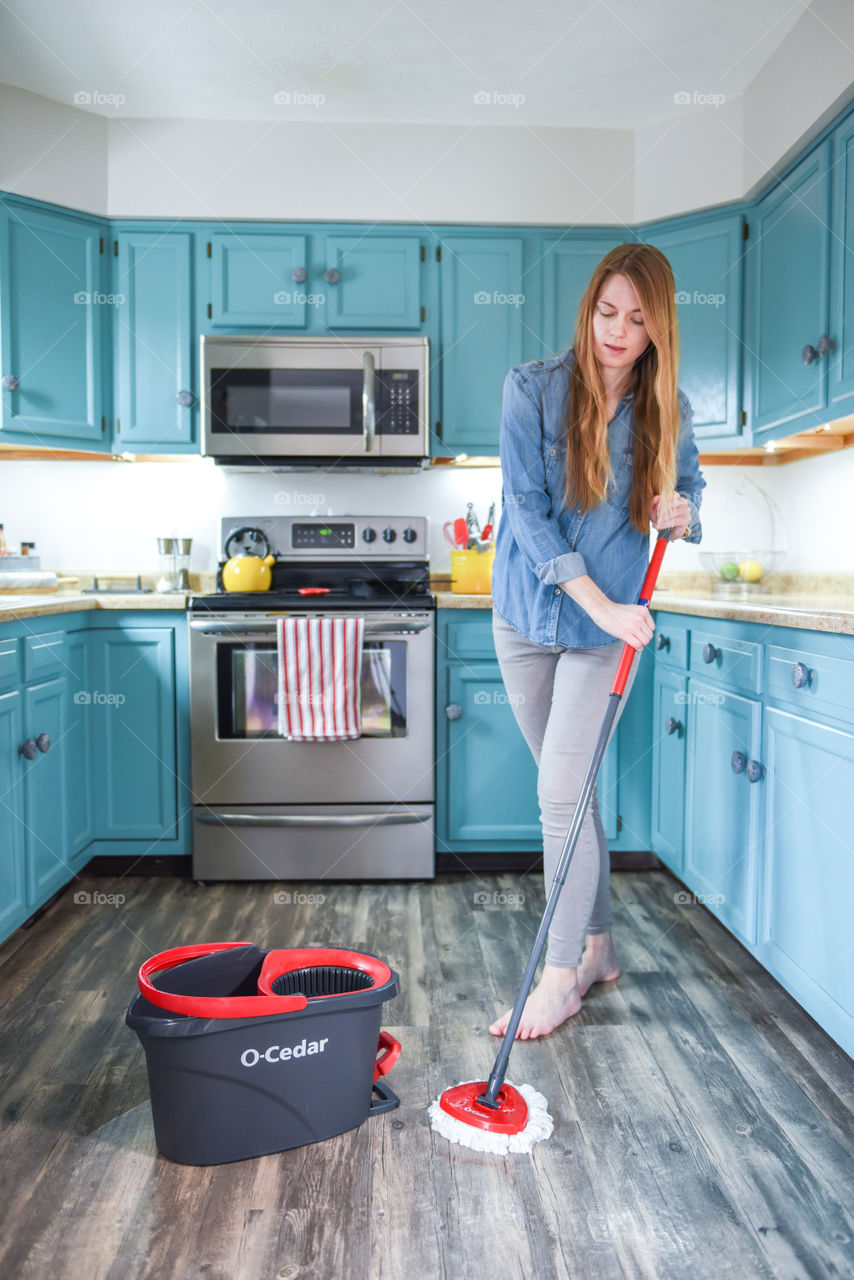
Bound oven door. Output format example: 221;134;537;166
188;612;434;805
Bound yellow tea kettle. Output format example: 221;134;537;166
222;526;276;593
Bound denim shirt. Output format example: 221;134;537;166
492;347;706;648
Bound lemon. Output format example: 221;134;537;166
738;559;763;583
719;561;739;581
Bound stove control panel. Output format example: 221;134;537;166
221;515;429;561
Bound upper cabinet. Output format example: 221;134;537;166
114;230;196;450
0;202;107;447
745;141;832;440
829;113;854;416
539;235;628;358
209;233;309;328
322;234;423;329
640;214;744;443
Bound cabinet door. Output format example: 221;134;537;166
209;233;308;327
642;216;743;439
89;629;177;839
441;662;540;846
747;141;832;436
323;235;422;329
115;231;195;448
759;708;854;1046
0;204;105;442
540;236;626;358
651;666;688;871
829;113;854;413
22;676;69;906
438;237;524;451
0;689;26;936
684;681;762;943
66;630;93;860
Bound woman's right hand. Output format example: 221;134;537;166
586;598;656;650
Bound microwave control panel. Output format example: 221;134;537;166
378;370;419;435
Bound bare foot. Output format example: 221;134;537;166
576;934;621;998
488;965;582;1039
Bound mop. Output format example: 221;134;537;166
429;533;671;1154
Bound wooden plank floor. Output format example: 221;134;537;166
1;867;853;1280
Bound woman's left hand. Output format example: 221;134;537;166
649;493;691;539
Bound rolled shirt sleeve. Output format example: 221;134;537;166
499;369;587;585
675;391;706;544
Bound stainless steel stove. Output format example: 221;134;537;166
188;516;434;881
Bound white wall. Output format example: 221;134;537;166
4;448;851;580
0;85;107;215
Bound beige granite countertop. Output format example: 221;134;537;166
0;590;190;621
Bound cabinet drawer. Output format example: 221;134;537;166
443;619;497;662
651;620;688;668
689;628;761;692
23;631;66;681
0;636;19;687
765;643;854;721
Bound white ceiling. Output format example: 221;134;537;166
0;0;809;127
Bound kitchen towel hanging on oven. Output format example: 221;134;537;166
277;617;365;741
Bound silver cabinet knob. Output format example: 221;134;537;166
291;267;307;284
323;268;341;285
747;759;765;783
702;642;721;664
664;716;682;736
817;334;837;357
18;738;37;760
445;704;463;721
791;661;812;689
731;751;747;775
655;634;670;651
802;344;818;366
176;390;194;407
36;732;51;754
2;374;19;392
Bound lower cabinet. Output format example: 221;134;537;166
0;687;27;939
651;665;687;871
22;675;70;906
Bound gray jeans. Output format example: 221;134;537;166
492;612;639;969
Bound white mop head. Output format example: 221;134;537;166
428;1081;554;1155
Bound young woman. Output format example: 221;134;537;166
489;242;705;1040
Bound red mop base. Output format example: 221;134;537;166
438;1081;529;1135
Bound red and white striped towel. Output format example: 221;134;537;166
276;616;364;741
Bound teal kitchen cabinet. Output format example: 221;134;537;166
539;234;628;358
209;232;309;328
651;663;688;873
0;683;26;940
828;111;854;416
113;231;196;450
436;237;524;453
0;201;107;447
745;140;833;440
640;214;744;443
22;674;69;905
66;627;93;860
322;234;424;329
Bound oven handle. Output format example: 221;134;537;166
189;619;432;637
362;350;376;453
196;811;431;828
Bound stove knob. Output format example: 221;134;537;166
402;527;418;544
362;527;377;543
382;527;397;543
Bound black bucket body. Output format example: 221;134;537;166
126;945;400;1166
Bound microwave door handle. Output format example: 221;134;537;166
362;351;376;452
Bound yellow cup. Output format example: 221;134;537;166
450;548;495;595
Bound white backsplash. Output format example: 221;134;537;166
3;446;852;578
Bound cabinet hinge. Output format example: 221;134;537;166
739;409;747;427
436;245;441;262
101;415;106;431
742;221;749;240
207;302;212;319
420;244;425;262
436;420;442;439
113;240;118;256
207;242;212;258
420;305;426;323
115;418;120;434
617;815;623;832
99;237;104;254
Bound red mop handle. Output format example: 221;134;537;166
610;533;670;697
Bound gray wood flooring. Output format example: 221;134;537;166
1;868;852;1280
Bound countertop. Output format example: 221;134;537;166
0;591;190;621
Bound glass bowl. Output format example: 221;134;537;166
698;550;786;587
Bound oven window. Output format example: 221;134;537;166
209;368;363;435
217;641;408;738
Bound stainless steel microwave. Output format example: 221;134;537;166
200;334;429;467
